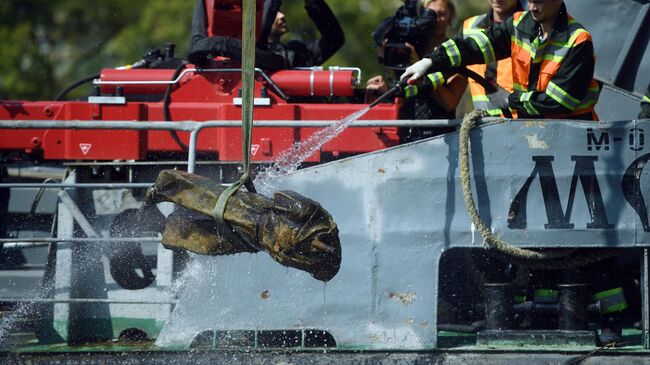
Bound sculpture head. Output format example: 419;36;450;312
259;190;341;282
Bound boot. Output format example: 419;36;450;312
598;315;622;346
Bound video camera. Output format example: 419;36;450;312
372;0;437;70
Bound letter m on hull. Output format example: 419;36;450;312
508;156;614;230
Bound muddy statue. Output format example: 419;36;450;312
140;170;341;281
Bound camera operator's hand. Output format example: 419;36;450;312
400;58;433;84
364;75;389;103
366;75;389;93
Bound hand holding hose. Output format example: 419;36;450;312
367;78;409;108
398;72;446;99
400;57;433;84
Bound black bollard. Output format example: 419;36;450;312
558;283;589;330
484;283;515;330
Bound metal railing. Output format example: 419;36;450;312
0;117;466;247
0;118;465;174
0;117;474;309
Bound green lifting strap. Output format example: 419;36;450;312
214;0;257;229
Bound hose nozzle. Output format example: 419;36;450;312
368;79;408;109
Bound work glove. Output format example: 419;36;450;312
486;86;511;111
188;36;242;66
400;58;433;84
401;72;446;99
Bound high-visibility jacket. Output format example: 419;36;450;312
430;4;600;120
462;11;518;116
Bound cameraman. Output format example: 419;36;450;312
367;0;466;141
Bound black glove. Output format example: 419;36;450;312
187;36;241;66
486;87;511;110
188;36;287;70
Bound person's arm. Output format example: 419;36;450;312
401;17;514;83
187;0;286;69
508;41;595;117
300;0;345;65
429;17;513;71
190;0;208;46
431;74;468;112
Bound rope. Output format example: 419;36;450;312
213;0;257;230
459;110;620;268
488;249;621;270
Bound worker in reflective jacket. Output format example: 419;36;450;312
404;0;630;345
461;0;523;116
402;0;600;120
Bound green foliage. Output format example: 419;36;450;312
0;0;192;100
0;0;490;100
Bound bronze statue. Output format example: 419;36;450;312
142;170;341;281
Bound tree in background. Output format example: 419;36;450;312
0;0;487;100
0;0;191;100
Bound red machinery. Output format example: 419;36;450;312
0;2;403;345
0;67;399;162
0;0;400;165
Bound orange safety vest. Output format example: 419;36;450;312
510;11;600;120
463;14;514;117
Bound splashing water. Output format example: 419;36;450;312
157;107;371;346
0;301;35;345
254;106;371;195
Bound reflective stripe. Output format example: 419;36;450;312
427;72;445;90
568;28;589;46
642;95;650;104
442;39;462;67
471;95;507;116
546;81;580;110
512;36;535;59
464;14;487;30
538;28;589;64
594;287;628;314
512;12;526;27
530;36;544;63
404;73;445;99
534;289;559;303
404;85;418;98
514;295;527;304
574;83;600;111
520;91;540;115
512;16;587;66
464;30;496;64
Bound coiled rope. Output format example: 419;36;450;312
459;110;620;269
